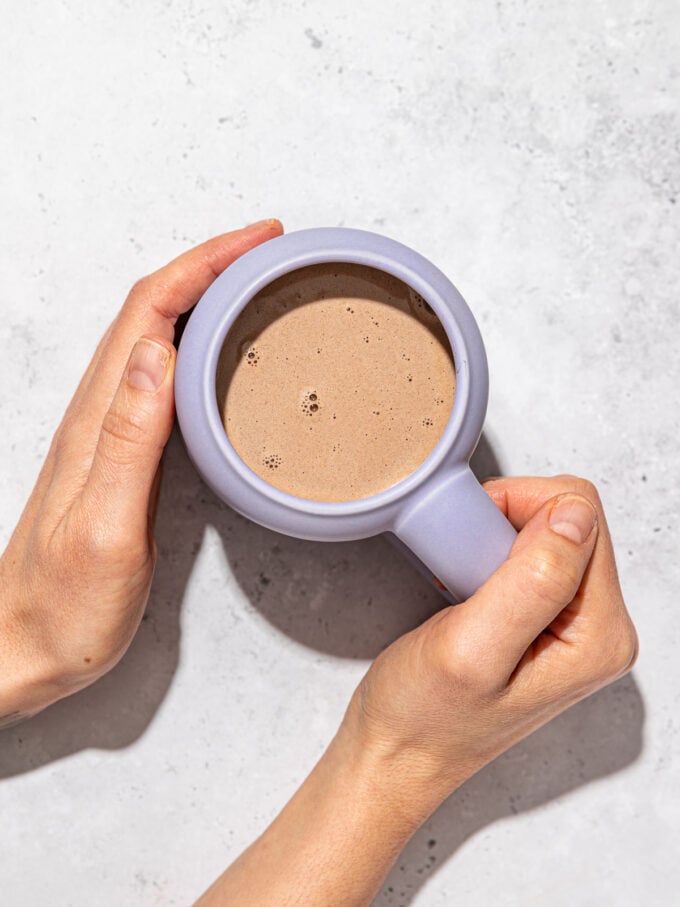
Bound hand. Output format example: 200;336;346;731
197;475;638;907
0;220;283;726
341;475;639;824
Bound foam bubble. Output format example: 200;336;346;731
262;453;282;469
245;345;260;365
301;390;321;415
408;289;436;319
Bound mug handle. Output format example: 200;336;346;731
393;467;517;603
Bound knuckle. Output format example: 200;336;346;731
50;418;75;458
71;508;113;558
50;430;68;462
596;621;639;681
77;517;148;573
553;474;601;507
127;274;153;301
522;546;582;606
100;406;147;461
433;620;495;693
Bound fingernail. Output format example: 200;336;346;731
127;338;170;391
549;495;597;544
247;218;282;230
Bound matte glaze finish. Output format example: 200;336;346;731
176;228;516;601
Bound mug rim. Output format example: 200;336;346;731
176;228;488;539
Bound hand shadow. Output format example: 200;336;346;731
0;430;502;774
375;672;645;905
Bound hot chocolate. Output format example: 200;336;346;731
216;263;456;502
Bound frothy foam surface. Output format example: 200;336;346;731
216;263;456;502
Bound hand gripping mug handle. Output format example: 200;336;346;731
392;466;517;603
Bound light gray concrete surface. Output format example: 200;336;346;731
0;1;678;904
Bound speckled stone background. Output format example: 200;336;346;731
1;2;678;905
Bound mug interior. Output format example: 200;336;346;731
213;261;459;505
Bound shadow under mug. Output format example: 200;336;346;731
175;228;516;603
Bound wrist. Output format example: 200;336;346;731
334;689;471;831
321;729;422;847
0;644;50;726
0;575;71;722
329;703;448;841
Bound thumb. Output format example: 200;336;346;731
457;493;599;676
81;336;176;539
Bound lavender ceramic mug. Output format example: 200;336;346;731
175;228;516;603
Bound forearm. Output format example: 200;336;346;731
196;728;425;907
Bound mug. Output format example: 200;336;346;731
175;228;516;603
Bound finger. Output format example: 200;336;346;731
129;219;284;324
55;221;282;484
78;335;176;543
482;474;629;628
73;220;282;414
453;493;599;679
483;475;601;530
